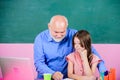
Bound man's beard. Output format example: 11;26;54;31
52;36;65;42
50;34;65;42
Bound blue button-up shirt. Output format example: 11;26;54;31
34;28;106;78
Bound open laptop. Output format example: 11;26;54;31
0;57;35;80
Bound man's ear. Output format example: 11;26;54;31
48;23;50;29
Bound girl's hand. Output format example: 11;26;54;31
78;49;88;61
80;49;87;57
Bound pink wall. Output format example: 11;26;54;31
93;44;120;80
0;44;37;79
0;44;120;80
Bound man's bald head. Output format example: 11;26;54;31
49;15;68;28
48;15;68;42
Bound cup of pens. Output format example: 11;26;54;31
100;72;104;80
43;73;52;80
100;68;116;80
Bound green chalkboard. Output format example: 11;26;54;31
0;0;120;43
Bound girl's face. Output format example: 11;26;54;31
74;37;85;52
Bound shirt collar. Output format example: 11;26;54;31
47;30;53;42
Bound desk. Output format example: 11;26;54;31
0;78;43;80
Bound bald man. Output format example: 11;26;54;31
34;15;106;80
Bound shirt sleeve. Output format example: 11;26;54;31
91;54;101;65
34;35;55;75
66;53;74;63
91;46;107;72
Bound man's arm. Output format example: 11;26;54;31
91;46;107;73
34;36;55;76
34;35;64;79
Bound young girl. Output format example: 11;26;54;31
66;30;101;80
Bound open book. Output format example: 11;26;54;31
63;78;74;80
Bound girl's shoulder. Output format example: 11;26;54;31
91;53;102;64
92;54;100;59
66;52;77;61
67;52;75;57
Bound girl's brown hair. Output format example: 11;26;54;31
72;30;93;68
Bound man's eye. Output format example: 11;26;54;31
55;32;58;33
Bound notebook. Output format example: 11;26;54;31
0;57;35;80
63;78;74;80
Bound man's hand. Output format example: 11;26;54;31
52;71;63;80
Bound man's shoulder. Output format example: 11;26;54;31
66;28;77;37
35;29;49;40
67;28;77;32
39;29;49;35
36;29;49;37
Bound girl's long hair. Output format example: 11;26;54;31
72;30;93;68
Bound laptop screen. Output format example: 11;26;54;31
0;57;34;80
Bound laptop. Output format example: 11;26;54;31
0;57;35;80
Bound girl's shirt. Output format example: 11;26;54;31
66;51;101;76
